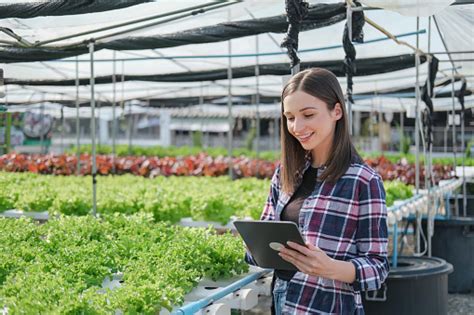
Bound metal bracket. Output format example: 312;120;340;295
463;225;474;238
364;283;387;302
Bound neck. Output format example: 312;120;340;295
311;161;326;168
311;140;333;168
311;151;328;168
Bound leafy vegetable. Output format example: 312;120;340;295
0;172;269;223
0;214;248;313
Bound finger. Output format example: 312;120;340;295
278;252;302;269
279;247;299;257
287;241;313;256
279;251;312;269
278;252;292;262
279;252;307;271
305;242;323;252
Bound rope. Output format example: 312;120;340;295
364;16;423;54
342;1;364;105
457;78;467;113
421;56;439;151
281;0;309;73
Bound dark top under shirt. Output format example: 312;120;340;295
276;166;318;281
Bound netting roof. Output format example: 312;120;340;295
0;0;472;110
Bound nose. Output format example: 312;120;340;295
292;117;306;134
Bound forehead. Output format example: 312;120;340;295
283;90;326;113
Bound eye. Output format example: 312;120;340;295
286;117;295;122
304;114;314;118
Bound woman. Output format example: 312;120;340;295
246;68;389;314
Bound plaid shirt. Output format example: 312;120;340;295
246;160;389;314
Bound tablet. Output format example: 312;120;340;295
233;220;306;270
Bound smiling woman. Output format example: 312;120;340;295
280;68;355;192
245;68;389;315
282;91;341;168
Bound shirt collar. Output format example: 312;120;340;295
302;153;327;179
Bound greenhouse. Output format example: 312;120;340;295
0;0;473;314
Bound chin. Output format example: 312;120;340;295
300;142;317;151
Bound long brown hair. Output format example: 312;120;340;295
280;68;361;194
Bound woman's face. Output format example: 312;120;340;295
283;90;342;159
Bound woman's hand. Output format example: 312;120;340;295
279;241;356;283
279;241;336;279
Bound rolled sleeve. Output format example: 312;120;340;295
259;165;280;221
245;251;258;265
350;175;389;291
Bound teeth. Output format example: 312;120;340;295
297;133;313;140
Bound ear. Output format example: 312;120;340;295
332;103;343;121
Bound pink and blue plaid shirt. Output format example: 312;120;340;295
246;160;389;314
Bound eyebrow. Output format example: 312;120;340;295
283;106;318;115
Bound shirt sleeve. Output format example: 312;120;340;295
350;174;390;291
245;165;280;265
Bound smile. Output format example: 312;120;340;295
296;132;314;142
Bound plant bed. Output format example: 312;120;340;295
0;172;269;223
0;214;248;313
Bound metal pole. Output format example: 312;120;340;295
255;34;260;177
427;15;432;257
428;16;432;57
451;69;458;215
97;103;101;149
451;70;457;177
60;104;64;153
128;102;133;155
438;58;474;62
461;91;466;217
75;56;81;175
112;51;117;175
392;223;398;268
400;111;404;154
426;131;432;258
36;2;236;47
369;101;374;151
435;9;459;214
347;1;353;134
378;108;383;153
120;61;125;151
5;113;11;154
0;27;34;46
199;81;206;148
444;120;449;153
227;10;234;179
425;50;474;54
436;18;464;212
147;99;152;141
89;41;97;217
40;94;45;154
121;61;125;111
291;65;300;75
1;85;7;152
66;2;236;50
415;17;421;254
270;120;275;152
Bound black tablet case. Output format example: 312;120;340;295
233;220;306;270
